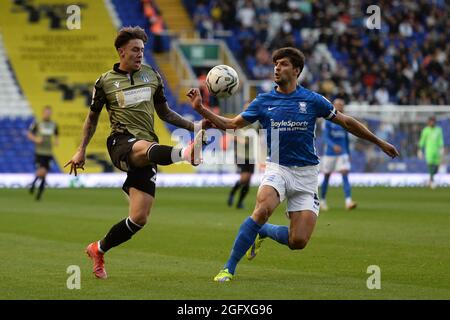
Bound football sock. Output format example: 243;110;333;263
429;165;438;181
342;174;352;199
321;175;330;199
230;181;241;197
237;183;250;206
258;223;289;246
30;176;39;194
228;182;240;206
146;144;180;165
36;177;46;200
100;217;143;252
224;216;262;274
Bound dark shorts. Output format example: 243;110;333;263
35;154;53;170
106;133;157;197
237;163;255;174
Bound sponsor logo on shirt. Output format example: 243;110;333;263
116;87;152;108
270;119;308;131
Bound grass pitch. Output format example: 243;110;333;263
0;186;449;300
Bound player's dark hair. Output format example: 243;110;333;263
114;26;148;50
272;47;305;78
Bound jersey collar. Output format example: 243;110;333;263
273;85;301;96
113;63;139;76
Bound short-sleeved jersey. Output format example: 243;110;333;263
241;86;336;167
90;63;167;142
419;125;444;163
323;120;349;156
29;120;59;156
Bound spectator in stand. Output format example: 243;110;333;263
251;46;273;80
141;0;164;53
189;0;449;105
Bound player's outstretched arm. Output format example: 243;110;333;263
186;88;249;130
154;101;196;131
332;112;399;158
64;110;101;176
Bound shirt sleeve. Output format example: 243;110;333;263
315;93;336;120
90;76;106;113
54;123;59;136
153;71;167;105
240;97;262;123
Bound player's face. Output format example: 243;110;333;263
333;99;345;112
42;108;51;121
273;58;299;86
119;39;144;72
428;118;436;127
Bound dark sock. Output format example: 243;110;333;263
430;165;438;181
30;176;39;194
230;181;241;197
99;217;143;253
36;178;46;200
228;181;241;206
147;144;182;165
237;183;250;206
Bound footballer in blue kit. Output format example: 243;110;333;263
187;47;399;282
320;99;357;211
241;82;336;167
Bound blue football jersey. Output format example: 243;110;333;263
323;121;350;156
241;86;336;166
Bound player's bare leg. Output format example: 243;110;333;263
287;210;317;250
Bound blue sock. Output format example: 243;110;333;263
258;223;289;246
224;217;262;274
342;174;352;199
321;175;330;199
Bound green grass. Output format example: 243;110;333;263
0;187;449;299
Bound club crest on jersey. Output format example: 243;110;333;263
141;73;150;83
114;81;120;88
299;102;307;113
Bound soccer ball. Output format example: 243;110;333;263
205;65;239;98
